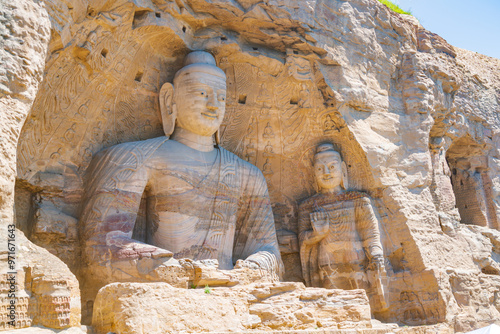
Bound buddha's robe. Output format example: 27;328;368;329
81;137;282;284
298;192;383;287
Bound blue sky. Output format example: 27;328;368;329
391;0;500;59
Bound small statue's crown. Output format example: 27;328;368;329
316;143;336;154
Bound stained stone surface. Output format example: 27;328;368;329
0;231;81;330
92;282;373;334
0;0;81;330
1;0;500;332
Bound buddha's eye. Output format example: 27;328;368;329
218;95;226;102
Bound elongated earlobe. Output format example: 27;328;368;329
159;83;176;136
341;161;349;190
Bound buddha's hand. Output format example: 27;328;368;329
230;259;278;284
233;259;260;270
108;233;173;260
151;258;242;287
137;256;184;281
108;247;178;284
310;210;329;236
369;256;386;273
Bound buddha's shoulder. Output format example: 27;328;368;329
218;146;264;174
299;191;369;209
298;193;322;209
92;137;169;162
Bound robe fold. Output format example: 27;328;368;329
80;136;283;279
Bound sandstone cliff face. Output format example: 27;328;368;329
1;0;81;331
5;0;500;332
0;0;49;226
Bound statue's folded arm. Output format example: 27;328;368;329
80;138;172;276
233;158;284;277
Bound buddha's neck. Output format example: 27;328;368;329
320;186;343;195
171;127;215;152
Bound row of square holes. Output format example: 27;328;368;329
100;21;297;93
238;95;298;105
145;10;300;56
134;10;285;52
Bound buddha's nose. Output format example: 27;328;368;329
207;95;218;111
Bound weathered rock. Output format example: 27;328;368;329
0;0;50;225
0;231;80;330
2;0;500;332
0;326;86;334
0;0;81;331
92;282;372;333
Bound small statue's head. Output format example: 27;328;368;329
159;51;227;137
313;143;348;193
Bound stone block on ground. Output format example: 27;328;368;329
92;282;372;334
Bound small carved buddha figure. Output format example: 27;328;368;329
298;83;312;109
263;122;275;138
263;141;274;157
80;51;283;298
256;83;273;108
262;158;273;175
298;143;387;311
323;114;335;133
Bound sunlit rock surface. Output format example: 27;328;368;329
2;0;500;332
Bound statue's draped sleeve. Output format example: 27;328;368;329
298;194;321;287
231;149;284;278
355;197;384;260
80;137;169;267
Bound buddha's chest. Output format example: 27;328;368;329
145;161;240;265
314;202;359;243
146;147;241;197
147;160;212;193
322;204;355;223
144;154;242;223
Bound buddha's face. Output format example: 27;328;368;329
173;71;226;137
314;150;343;192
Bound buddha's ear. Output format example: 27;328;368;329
341;161;349;190
159;82;176;136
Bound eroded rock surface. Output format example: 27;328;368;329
0;231;81;330
3;0;500;332
0;0;80;331
0;0;49;225
92;282;372;333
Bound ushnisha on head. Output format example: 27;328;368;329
159;51;227;138
313;143;348;193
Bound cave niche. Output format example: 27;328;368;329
446;136;498;229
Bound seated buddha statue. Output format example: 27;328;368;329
80;51;283;300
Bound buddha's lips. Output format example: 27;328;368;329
201;111;217;119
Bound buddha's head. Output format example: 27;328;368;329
313;143;348;193
159;51;226;137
